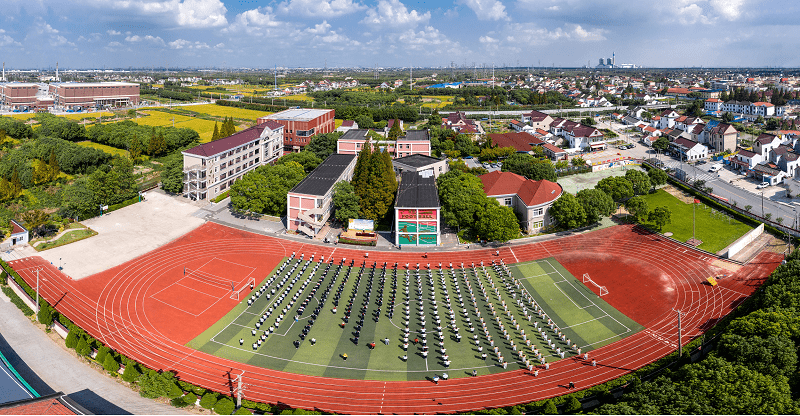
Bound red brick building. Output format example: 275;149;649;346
0;83;38;110
258;108;335;153
48;82;140;110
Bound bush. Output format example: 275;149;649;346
138;370;176;399
214;397;235;415
183;392;197;407
103;353;120;373
199;392;218;409
121;363;141;383
95;346;109;365
542;400;558;414
65;330;78;349
171;397;190;408
565;395;582;413
234;407;252;415
212;190;230;203
75;338;91;356
167;382;183;399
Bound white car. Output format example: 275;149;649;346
756;182;769;189
709;164;722;173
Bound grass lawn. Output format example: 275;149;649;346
76;141;129;157
640;189;753;254
187;257;639;381
34;228;97;251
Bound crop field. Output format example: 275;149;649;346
10;111;115;121
183;104;269;121
76;141;130;157
174;118;220;143
420;95;455;109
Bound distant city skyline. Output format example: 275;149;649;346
0;0;798;70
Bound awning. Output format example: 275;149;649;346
590;143;606;148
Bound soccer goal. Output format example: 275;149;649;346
583;273;608;296
231;277;257;301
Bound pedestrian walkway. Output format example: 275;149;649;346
0;294;185;415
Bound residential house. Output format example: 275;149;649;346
442;111;482;134
670;137;708;161
657;109;680;130
336;120;358;132
753;133;782;157
729;148;763;172
392;154;448;179
707;122;737;153
3;220;28;247
704;98;723;113
770;145;800;178
521;110;554;130
488;132;545;154
542;143;568;160
479;171;563;233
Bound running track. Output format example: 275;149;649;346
9;223;781;414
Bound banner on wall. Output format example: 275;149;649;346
418;221;437;232
418;210;437;220
398;222;417;233
349;219;374;232
398;210;417;220
419;234;437;245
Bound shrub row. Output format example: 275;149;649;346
108;195;141;213
212;190;230;204
337;236;377;246
2;285;34;316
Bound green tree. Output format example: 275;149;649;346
387;119;403;141
20;210;50;238
625;170;652;195
47;149;60;180
647;206;672;230
122;362;141;383
62;178;97;220
542;400;558;415
581;116;595;126
653;136;670;154
597;176;634;201
129;134;145;161
306;132;342;160
31;159;51;185
37;303;54;326
576;188;615;224
76;338;91;356
437;170;488;230
502;153;556;181
332;181;360;224
648;167;668;187
476;201;519;242
211;122;220;141
147;132;167;156
160;153;185;194
214;397;235;415
565;395;582;413
103;353;120;373
624;195;649;221
138;370;177;399
65;330;78;349
230;163;306;216
199;393;218;409
549;192;587;230
722;112;734;123
275;151;322;173
571;157;587;166
717;333;797;379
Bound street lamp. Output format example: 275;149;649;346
673;308;684;357
761;191;765;218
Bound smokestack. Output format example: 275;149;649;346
56;62;59;82
2;62;4;82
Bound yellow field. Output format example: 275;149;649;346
133;111;192;127
183;104;269;121
284;94;315;102
76;141;130;157
335;119;343;129
174;118;220;143
11;111;115;121
420;95;454;109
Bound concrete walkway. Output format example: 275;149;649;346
0;293;185;415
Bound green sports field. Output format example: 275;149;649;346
187;257;642;381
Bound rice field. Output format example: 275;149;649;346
182;104;269;121
420;95;455;109
10;111;115;121
133;111;193;127
174;118;220;143
76;141;130;158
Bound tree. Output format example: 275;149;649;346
653;137;670;154
571;157;587;166
387;119;403;141
581;116;595;126
103;353;120;373
332;181;360;224
76;337;91;356
354;114;375;129
47;149;60;180
122;362;141;383
275;151;322;173
20;210;50;238
648;167;668;187
129;134;145;161
437;170;489;230
648;206;672;230
717;333;797;379
502;153;557;181
161;153;185;194
199;393;219;409
211;122;220;141
147;132;167;156
306;132;342;160
722;112;735;123
549;193;587;230
476;201;519;242
576;188;615;224
230;163;307;216
625;169;652;195
542;400;558;415
138;370;177;399
214;397;235;415
37;303;54;326
597;176;634;201
625;195;649;221
565;395;582;413
744;204;752;212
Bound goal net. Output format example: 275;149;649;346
583;273;608;296
231;277;257;301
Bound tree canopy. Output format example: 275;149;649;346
576;188;615;224
502;153;557;182
275;151;322;173
597;176;634;201
332;181;360;225
549;192;586;230
306;132;343;161
229;163;307;216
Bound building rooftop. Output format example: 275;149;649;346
290;154;356;196
395;171;440;208
393;154;441;168
338;129;370;141
264;108;334;121
182;121;282;158
400;130;430;141
480;170;562;207
52;82;138;87
488;132;544;152
0;392;88;415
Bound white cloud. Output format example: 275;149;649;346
675;3;710;25
278;0;366;18
82;0;228;28
397;26;458;52
225;7;283;34
169;38;210;49
457;0;508;21
28;19;76;47
361;0;430;29
709;0;746;20
479;35;499;44
0;29;21;47
502;23;607;47
107;29;121;36
125;34;166;46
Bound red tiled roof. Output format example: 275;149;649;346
479;171;562;207
542;143;566;154
756;133;778;144
488;132;544;152
341;120;355;127
183;122;281;158
10;220;26;235
752;101;774;107
523;110;551;123
705;98;721;102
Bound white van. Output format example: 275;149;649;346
709;164;722;173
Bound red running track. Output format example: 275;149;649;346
9;223;781;414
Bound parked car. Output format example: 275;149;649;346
709;164;722;173
756;182;769;189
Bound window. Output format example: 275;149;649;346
503;197;512;206
532;207;544;217
532;220;543;229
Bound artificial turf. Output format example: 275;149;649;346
187;256;642;381
640;189;753;253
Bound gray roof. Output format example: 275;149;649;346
395;171;440;208
339;129;370;141
393;154;441;168
402;130;430;141
289;154;356;196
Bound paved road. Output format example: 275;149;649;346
657;156;800;228
0;293;185;415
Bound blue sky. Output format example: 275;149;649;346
0;0;796;69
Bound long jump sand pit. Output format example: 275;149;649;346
35;191;206;279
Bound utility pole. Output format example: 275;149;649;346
35;268;40;312
234;372;245;408
673;309;684;357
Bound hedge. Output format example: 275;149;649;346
337;236;378;246
212;190;230;204
107;195;140;213
1;286;34;316
214;397;235;415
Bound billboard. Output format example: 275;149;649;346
349;218;374;232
